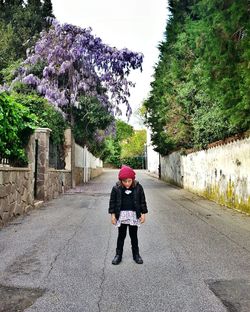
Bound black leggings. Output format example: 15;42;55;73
116;224;139;252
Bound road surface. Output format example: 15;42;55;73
0;169;250;312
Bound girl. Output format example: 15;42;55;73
109;165;148;265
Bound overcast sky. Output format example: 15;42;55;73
52;0;169;127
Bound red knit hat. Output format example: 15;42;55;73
118;165;136;180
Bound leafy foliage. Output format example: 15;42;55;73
0;92;37;166
119;156;146;170
0;0;54;83
115;119;134;141
72;96;114;157
0;22;17;76
104;120;146;168
103;120;132;165
144;0;250;155
11;92;68;146
121;130;146;158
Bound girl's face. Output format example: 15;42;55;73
121;178;133;189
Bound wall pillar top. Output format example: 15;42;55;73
35;128;52;133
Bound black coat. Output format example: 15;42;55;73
109;180;148;219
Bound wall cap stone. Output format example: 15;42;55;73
0;167;31;172
48;169;71;173
35;128;52;133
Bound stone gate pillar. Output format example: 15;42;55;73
64;128;75;188
35;128;51;200
64;128;72;171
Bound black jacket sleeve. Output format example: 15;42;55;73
108;186;117;214
139;184;148;214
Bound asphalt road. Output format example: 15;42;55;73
0;169;250;312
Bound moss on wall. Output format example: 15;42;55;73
201;181;250;215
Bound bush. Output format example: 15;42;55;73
12;92;68;146
120;157;146;169
0;92;37;166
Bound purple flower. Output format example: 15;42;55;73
0;84;10;92
43;65;56;78
12;18;144;132
22;74;40;86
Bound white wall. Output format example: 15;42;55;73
146;128;159;175
160;137;250;213
75;144;103;169
75;144;103;182
75;144;84;168
161;151;183;186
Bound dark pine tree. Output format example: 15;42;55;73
42;0;54;17
42;0;54;28
0;1;4;19
0;0;55;84
0;0;24;23
26;0;42;14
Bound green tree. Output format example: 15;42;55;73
42;0;54;18
72;96;114;157
103;120;133;166
121;130;146;158
42;0;54;28
0;22;17;74
103;120;146;168
145;0;250;155
25;0;43;36
0;0;54;83
0;0;24;24
116;120;134;141
103;137;121;167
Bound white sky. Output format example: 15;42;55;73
52;0;169;128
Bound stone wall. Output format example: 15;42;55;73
46;170;71;201
74;167;85;186
161;152;182;186
0;128;72;226
90;167;103;179
161;137;250;214
75;166;103;184
0;168;33;226
0;127;104;226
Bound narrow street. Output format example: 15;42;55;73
0;169;250;312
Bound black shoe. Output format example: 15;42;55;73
133;254;143;264
112;250;122;265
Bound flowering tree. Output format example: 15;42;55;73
16;19;143;119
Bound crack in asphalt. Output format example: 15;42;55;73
97;223;112;312
46;212;89;278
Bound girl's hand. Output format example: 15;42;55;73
111;214;117;225
140;214;145;224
